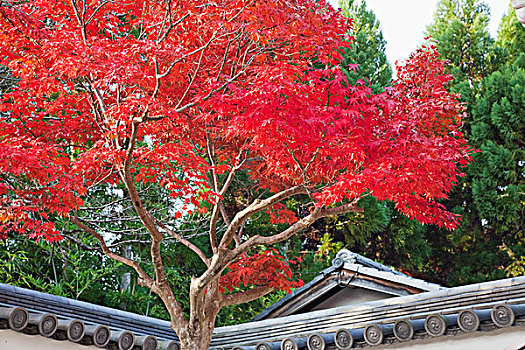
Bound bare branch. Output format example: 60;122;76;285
70;0;87;44
84;0;109;26
63;233;101;252
173;53;257;113
174;43;206;110
219;185;308;248
238;197;366;253
70;216;155;288
157;31;223;79
155;218;210;266
220;286;273;308
157;10;190;43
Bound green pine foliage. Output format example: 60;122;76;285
339;0;392;92
497;5;525;61
469;54;525;276
414;0;525;286
426;0;495;84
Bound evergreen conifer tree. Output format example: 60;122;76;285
339;0;392;92
420;1;524;285
497;4;525;60
426;0;494;84
470;8;525;277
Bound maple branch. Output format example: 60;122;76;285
86;167;116;190
217;37;234;80
152;57;162;100
304;130;325;174
173;53;257;113
70;216;155;288
235;196;367;257
155;219;210;266
85;91;106;130
233;220;244;246
70;0;88;44
175;43;207;110
88;77;108;115
120;120;172;297
157;9;190;43
220;203;233;232
237;206;322;253
84;0;109;26
62;233;101;252
156;0;172;42
209;205;220;253
220;286;273;308
219;185;308;249
212;150;248;244
206;132;221;252
304;149;321;183
64;233;163;251
114;120;189;330
226;0;253;23
157;31;223;79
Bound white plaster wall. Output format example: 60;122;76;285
0;329;94;349
2;325;525;350
311;287;392;311
374;327;525;350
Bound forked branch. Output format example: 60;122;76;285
70;215;155;289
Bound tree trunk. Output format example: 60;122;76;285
173;282;220;350
175;324;214;350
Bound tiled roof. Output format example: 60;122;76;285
0;283;179;350
253;250;443;321
333;249;443;292
2;258;524;350
211;276;525;349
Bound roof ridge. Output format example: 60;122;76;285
333;249;443;290
332;249;405;275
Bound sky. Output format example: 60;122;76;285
328;0;511;67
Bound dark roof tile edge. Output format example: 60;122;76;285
0;283;172;330
0;304;181;350
213;305;525;349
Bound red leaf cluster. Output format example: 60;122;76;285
220;248;303;293
0;0;472;248
266;203;298;225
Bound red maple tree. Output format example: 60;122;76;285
0;0;472;348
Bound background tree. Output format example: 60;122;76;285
426;0;495;86
498;4;525;60
339;0;392;92
469;53;525;277
0;1;472;348
402;0;525;285
472;7;525;278
421;0;497;285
